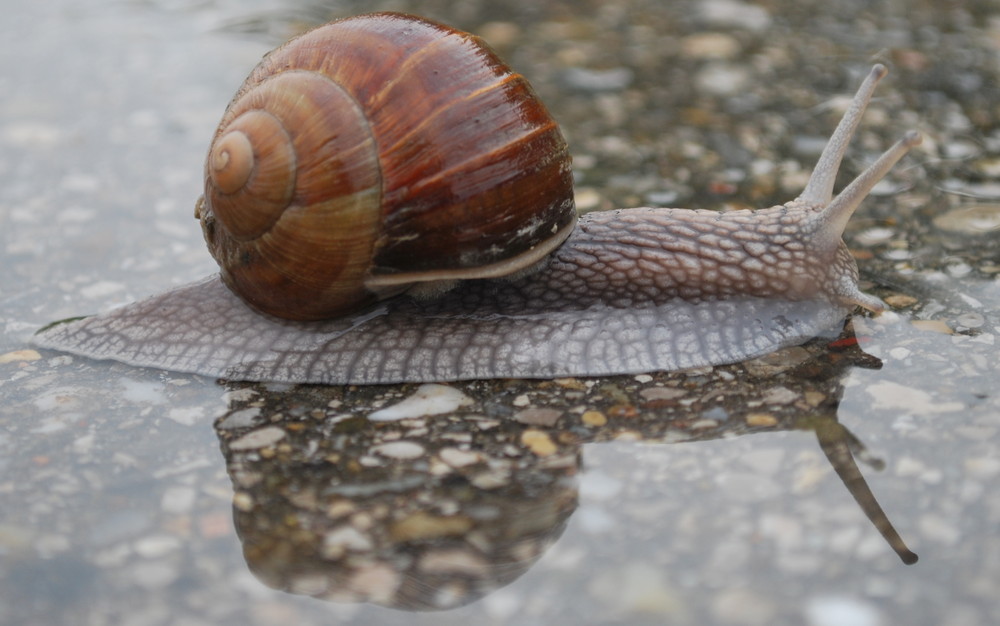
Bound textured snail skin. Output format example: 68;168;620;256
33;64;920;384
30;243;850;384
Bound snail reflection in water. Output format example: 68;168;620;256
34;12;922;384
217;352;916;611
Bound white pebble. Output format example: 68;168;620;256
888;347;911;360
368;384;473;421
229;426;286;450
322;526;373;558
695;63;751;97
804;595;883;626
216;407;262;430
371;440;425;459
439;447;482;467
866;381;964;415
699;0;772;30
856;227;896;245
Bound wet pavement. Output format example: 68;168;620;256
2;1;999;625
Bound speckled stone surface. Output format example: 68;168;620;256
2;0;999;625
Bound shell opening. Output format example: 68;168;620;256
210;131;255;194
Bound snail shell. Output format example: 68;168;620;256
32;15;922;384
198;12;575;320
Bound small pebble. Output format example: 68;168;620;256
222;388;258;403
521;430;557;456
804;595;883;626
389;512;473;541
761;386;799;405
562;66;633;91
910;319;953;334
866;381;964;415
513;407;563;427
690;418;720;429
470;469;511;490
699;0;772;30
855;227;896;245
581;410;607;427
695;63;751;97
368;384;473;421
680;32;741;59
0;349;41;363
419;549;490;576
884;294;918;308
321;525;372;559
229;426;286;451
803;391;826;407
645;190;680;206
216;407;263;430
477;21;520;47
232;492;254;512
746;413;778;427
574;188;603;211
439;447;482;468
370;440;425;459
346;563;400;604
640;387;686;402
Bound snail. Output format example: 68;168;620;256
33;12;922;385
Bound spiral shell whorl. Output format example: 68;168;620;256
200;69;383;320
208;131;253;194
207;109;298;240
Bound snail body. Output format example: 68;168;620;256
33;13;921;384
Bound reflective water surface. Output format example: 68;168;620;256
2;1;999;625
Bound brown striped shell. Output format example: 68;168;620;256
195;12;576;321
